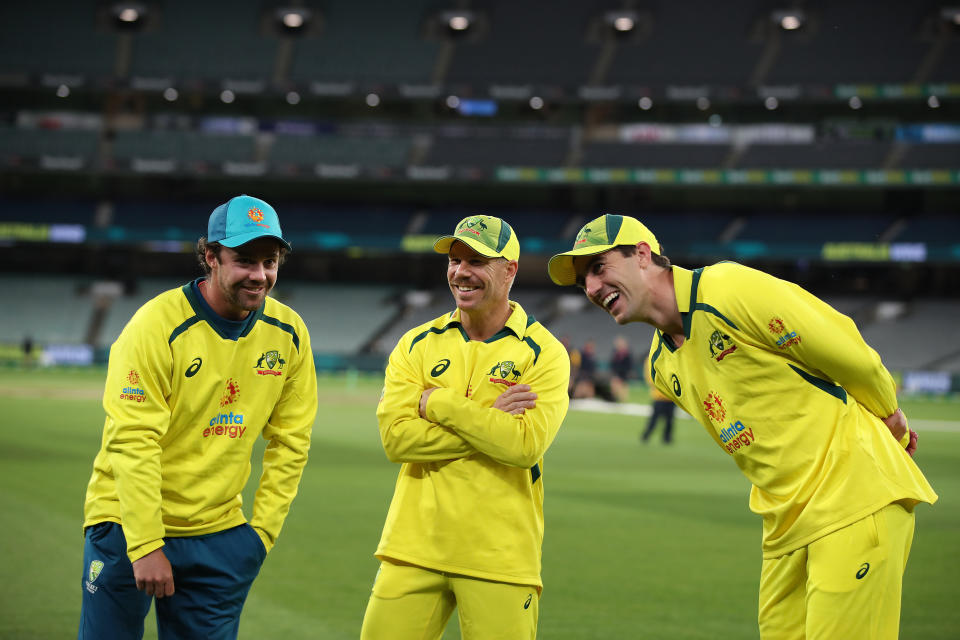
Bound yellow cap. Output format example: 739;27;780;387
548;214;660;285
433;215;520;262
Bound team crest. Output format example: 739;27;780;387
220;378;240;407
89;560;104;583
458;216;488;237
488;360;522;386
708;330;737;361
254;350;285;376
703;391;726;424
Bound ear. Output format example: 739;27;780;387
635;241;653;265
504;259;519;280
205;247;218;270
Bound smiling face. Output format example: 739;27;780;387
447;240;516;317
205;237;281;320
574;245;652;325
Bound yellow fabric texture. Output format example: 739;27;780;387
374;302;570;588
648;264;936;558
83;283;318;561
361;560;539;640
758;502;915;640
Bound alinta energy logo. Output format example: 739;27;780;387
708;329;737;362
487;360;522;386
208;378;245;439
247;207;270;229
254;350;285;376
120;369;146;403
768;316;802;350
85;559;104;594
704;391;758;454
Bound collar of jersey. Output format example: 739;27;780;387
658;266;700;351
182;278;263;340
443;301;529;342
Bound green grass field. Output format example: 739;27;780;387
1;367;957;639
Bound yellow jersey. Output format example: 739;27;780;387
375;302;570;588
649;264;937;558
83;279;318;562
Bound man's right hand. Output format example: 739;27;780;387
132;548;175;598
493;384;537;415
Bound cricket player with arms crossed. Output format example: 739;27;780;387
548;214;937;640
361;215;570;640
78;195;318;639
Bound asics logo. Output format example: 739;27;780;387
856;563;870;579
185;357;202;377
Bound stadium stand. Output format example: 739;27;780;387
97;278;186;347
287;1;438;84
897;144;960;169
736;141;892;169
271;134;412;168
859;300;960;372
1;276;95;345
581;143;731;168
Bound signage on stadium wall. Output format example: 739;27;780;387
495;167;960;187
903;371;952;394
821;243;928;262
0;223;85;243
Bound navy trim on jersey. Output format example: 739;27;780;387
522;337;542;364
409;324;470;351
260;314;301;352
649;334;666;381
530;463;541;484
789;364;848;404
182;280;260;341
169;316;201;345
694;303;739;331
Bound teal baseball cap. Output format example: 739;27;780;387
207;195;291;251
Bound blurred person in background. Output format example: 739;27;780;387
609;335;635;402
572;339;598;398
641;351;675;444
78;195;318;640
548;213;937;640
362;215;570;640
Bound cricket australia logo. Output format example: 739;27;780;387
85;560;104;594
488;360;522;386
708;329;737;361
458;216;488;238
703;391;726;424
254;350;285;376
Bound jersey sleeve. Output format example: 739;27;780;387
376;336;477;462
102;312;173;562
721;266;900;420
251;321;319;552
425;336;570;468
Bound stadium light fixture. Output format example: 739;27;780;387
848;95;863;110
220;89;236;104
163;87;178;102
940;7;960;25
56;84;70;98
365;93;381;107
529;96;544;110
696;96;711;111
110;2;148;30
442;11;474;32
771;9;805;30
445;95;461;109
605;10;638;34
928;95;941;108
764;96;779;110
276;8;312;33
638;96;653;110
286;91;301;105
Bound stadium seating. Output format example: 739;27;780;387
0;276;95;345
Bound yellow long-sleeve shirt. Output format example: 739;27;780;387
375;302;570;588
649;264;937;558
83;279;318;562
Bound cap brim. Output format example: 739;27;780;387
433;235;506;259
547;243;618;285
219;230;292;252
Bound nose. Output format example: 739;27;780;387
249;262;266;281
583;273;601;301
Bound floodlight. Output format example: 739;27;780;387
442;11;475;32
163;87;178;102
276;8;313;33
848;96;862;110
638;96;653;110
604;10;639;35
764;96;779;110
529;96;544;110
771;9;806;30
928;95;941;108
110;2;148;30
365;93;381;107
286;91;301;105
220;89;236;104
